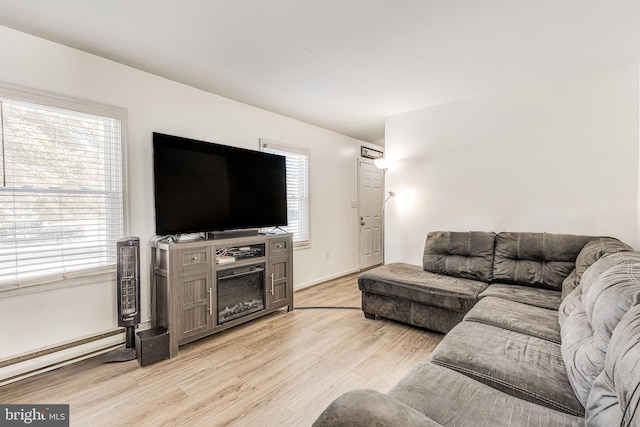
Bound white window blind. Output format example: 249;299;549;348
0;91;126;285
260;139;310;248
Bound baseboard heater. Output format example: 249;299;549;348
0;328;126;385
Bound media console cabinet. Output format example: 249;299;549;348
150;232;293;357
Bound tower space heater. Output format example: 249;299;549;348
106;236;141;362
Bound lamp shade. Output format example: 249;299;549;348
373;158;390;170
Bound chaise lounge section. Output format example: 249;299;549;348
314;232;640;426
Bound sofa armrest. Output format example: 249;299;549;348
312;389;442;427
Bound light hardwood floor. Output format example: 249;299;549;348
0;273;442;426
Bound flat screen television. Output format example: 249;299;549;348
152;132;287;236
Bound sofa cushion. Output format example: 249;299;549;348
358;263;488;313
479;283;562;310
559;251;640;327
585;304;640;425
423;231;496;282
312;389;442;427
574;237;633;286
361;292;467;333
492;232;593;290
430;321;584;416
464;296;561;343
561;268;578;300
388;362;584;427
558;284;583;328
561;238;632;301
561;251;640;408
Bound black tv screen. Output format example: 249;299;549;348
152;132;287;235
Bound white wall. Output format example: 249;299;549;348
384;64;640;265
0;25;381;377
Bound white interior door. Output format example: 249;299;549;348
358;159;383;269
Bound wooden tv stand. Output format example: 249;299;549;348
150;232;293;357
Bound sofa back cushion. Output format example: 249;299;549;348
574;237;633;286
586;304;640;425
423;231;496;282
560;237;633;321
560;251;640;407
492;232;593;290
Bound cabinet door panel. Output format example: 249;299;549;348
271;281;288;303
271;260;288;281
267;257;290;308
179;274;212;341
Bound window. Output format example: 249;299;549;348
260;139;310;248
0;83;126;286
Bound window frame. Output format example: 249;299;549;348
0;81;129;291
260;139;311;249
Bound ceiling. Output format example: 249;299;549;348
1;1;640;145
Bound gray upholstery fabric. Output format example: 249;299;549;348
479;283;562;310
464;296;561;343
389;362;584;427
358;263;487;312
561;238;632;301
492;232;593;290
558;251;640;327
574;237;633;286
561;251;640;408
311;389;442;427
579;250;640;296
361;292;466;333
430;321;584;416
558;283;583;328
586;305;640;426
423;231;496;282
561;269;578;300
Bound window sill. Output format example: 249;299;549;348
0;265;117;297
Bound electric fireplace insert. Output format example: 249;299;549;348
217;264;265;324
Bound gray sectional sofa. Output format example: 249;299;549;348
313;231;640;426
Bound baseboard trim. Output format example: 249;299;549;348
294;268;359;291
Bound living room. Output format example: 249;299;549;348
1;2;640;426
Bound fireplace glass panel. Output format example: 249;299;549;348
217;264;265;324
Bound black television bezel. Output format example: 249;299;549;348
152;132;288;236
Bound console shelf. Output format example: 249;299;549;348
150;232;293;357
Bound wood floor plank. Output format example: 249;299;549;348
0;273;442;426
